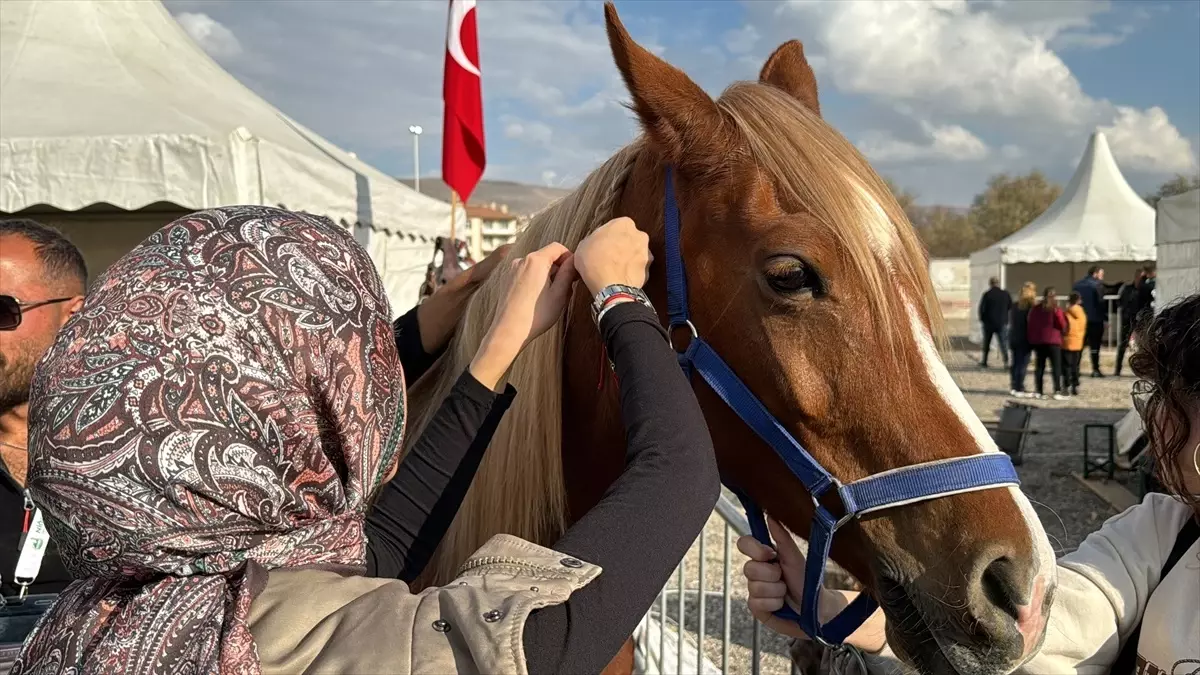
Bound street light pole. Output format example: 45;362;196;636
408;125;423;193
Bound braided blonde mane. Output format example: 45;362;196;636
404;143;641;586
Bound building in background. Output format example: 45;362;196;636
466;202;525;259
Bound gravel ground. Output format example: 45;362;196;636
643;318;1141;675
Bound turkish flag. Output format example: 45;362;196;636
442;0;485;203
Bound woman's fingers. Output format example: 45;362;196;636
736;534;776;562
747;579;787;600
742;560;782;583
766;516;806;569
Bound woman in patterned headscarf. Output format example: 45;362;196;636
15;206;720;675
10;205;576;673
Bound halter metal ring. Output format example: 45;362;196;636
668;320;698;351
811;484;856;531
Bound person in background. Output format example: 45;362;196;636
1008;281;1037;398
0;219;85;598
1114;269;1146;377
742;292;1200;675
1140;264;1157;314
1063;291;1087;397
977;276;1012;369
1027;286;1068;400
1073;265;1108;377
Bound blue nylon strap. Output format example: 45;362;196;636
729;487;880;643
663;168;690;329
844;453;1019;514
687;339;835;496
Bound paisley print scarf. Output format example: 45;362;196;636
14;206;405;674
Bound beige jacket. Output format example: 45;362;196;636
248;534;601;675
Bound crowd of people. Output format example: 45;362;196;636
0;212;1196;674
978;265;1158;399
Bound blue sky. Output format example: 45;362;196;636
164;0;1199;206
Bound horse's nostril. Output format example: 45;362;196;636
980;556;1023;622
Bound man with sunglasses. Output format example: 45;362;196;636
0;218;87;598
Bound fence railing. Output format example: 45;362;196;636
633;494;801;675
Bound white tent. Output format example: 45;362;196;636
1155;189;1200;311
967;131;1155;342
0;0;461;315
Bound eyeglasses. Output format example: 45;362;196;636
1130;379;1155;418
0;295;75;331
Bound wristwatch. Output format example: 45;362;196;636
591;284;653;325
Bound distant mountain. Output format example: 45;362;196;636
396;178;573;217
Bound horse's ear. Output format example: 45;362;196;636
604;2;728;169
759;40;820;116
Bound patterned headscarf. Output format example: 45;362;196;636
14;207;405;674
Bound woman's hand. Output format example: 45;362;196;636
469;243;577;390
417;244;512;354
739;517;887;652
574;217;652;295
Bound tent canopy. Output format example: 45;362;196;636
969;131;1155;267
1;0;459;312
1155;188;1200;310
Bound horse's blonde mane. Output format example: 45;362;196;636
407;83;942;586
405;143;643;586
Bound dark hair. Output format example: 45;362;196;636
1042;286;1057;303
1142;264;1156;275
1087;265;1101;276
0;218;88;289
1068;291;1080;304
1130;293;1200;515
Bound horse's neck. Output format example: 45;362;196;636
560;289;631;521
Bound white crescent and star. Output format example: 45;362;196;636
447;0;481;78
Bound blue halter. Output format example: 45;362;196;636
660;167;1020;646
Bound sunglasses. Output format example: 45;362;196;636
0;295;75;331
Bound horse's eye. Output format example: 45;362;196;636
764;256;822;296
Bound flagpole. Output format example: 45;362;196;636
450;190;458;241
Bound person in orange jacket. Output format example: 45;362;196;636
1062;291;1088;396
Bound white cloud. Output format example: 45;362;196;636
174;12;242;59
1100;107;1199;173
751;0;1194;188
858;121;989;163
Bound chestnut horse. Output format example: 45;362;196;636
404;5;1056;674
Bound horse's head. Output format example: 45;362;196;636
601;5;1056;672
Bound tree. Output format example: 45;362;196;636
916;206;978;258
881;177;922;224
1144;174;1200;208
967;171;1062;245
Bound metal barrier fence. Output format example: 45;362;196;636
633;495;801;675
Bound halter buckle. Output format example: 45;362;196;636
668;320;698;352
811;480;857;531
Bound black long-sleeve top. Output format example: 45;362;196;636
365;302;719;674
522;302;720;674
364;308;515;582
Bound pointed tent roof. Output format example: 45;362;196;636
970;131;1156;266
1;0;460;312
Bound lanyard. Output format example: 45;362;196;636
9;490;49;601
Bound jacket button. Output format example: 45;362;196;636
529;586;539;592
559;557;583;568
483;609;504;623
432;619;452;633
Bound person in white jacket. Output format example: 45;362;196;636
742;292;1200;675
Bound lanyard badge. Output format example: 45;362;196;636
12;490;49;600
